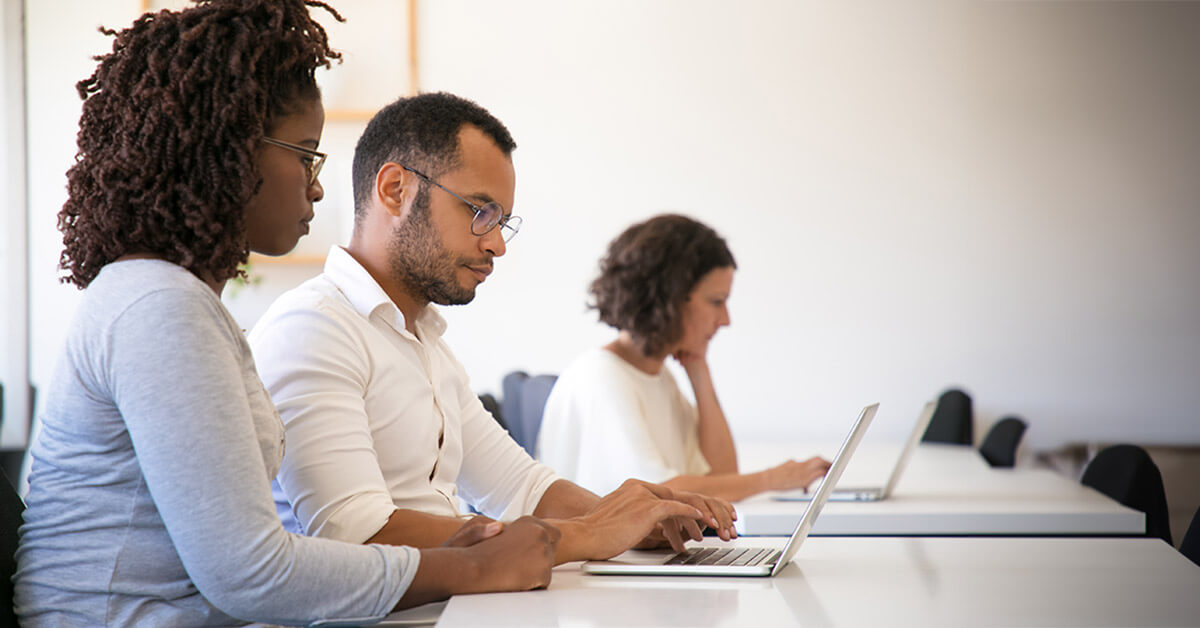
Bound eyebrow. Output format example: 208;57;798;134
464;191;510;216
463;191;496;204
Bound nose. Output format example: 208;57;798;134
309;177;324;203
480;225;506;257
719;304;731;327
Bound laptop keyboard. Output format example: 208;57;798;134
664;547;781;567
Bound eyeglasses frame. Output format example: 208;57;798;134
400;165;522;242
262;136;326;187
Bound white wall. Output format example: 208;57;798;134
25;2;146;442
23;1;1200;452
415;1;1200;448
1;0;31;447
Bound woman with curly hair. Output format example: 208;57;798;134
537;214;830;502
14;2;556;626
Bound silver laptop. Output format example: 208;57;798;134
581;402;879;577
774;400;934;503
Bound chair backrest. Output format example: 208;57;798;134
1;469;25;628
501;371;530;445
478;393;507;431
1180;505;1200;568
979;416;1027;468
1081;444;1172;545
500;371;558;456
922;388;974;445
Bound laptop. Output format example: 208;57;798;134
581;402;879;577
773;400;935;503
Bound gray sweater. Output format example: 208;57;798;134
14;260;419;626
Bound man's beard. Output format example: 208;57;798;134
388;196;477;306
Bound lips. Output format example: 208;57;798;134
466;263;493;283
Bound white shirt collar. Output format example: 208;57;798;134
322;245;447;339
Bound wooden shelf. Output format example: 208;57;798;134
326;109;378;123
247;253;326;267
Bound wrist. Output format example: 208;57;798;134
756;468;779;492
543;518;589;564
682;358;711;378
402;547;479;609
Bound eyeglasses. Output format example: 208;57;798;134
401;165;522;243
262;136;326;187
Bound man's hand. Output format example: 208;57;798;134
765;457;832;492
552;479;737;562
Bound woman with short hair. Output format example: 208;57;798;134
537;214;829;502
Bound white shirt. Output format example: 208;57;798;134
249;246;560;544
536;348;711;495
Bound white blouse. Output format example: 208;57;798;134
537;348;710;495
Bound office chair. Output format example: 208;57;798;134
1;469;24;628
478;393;507;431
500;371;558;456
1080;444;1172;545
1181;506;1200;568
979;416;1027;468
922;388;974;445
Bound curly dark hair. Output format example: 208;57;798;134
591;214;737;357
351;92;516;219
57;0;343;288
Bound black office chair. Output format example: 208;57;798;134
978;416;1027;468
500;371;558;456
922;388;974;445
1;469;25;628
1080;444;1172;545
1180;506;1200;568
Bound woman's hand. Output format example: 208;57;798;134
671;344;709;372
453;516;561;592
399;516;560;610
765;457;833;492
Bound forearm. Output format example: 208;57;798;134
532;480;602;564
395;547;479;609
532;479;601;519
662;471;772;503
685;362;738;473
365;509;467;548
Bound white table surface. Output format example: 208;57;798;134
428;536;1200;627
734;442;1144;536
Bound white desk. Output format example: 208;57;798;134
431;536;1200;627
735;443;1144;536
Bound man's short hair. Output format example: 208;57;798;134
352;92;517;217
590;214;737;357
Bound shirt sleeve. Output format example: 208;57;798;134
451;354;561;520
108;288;416;626
248;301;399;544
542;360;682;495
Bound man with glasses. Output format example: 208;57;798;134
249;93;736;568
